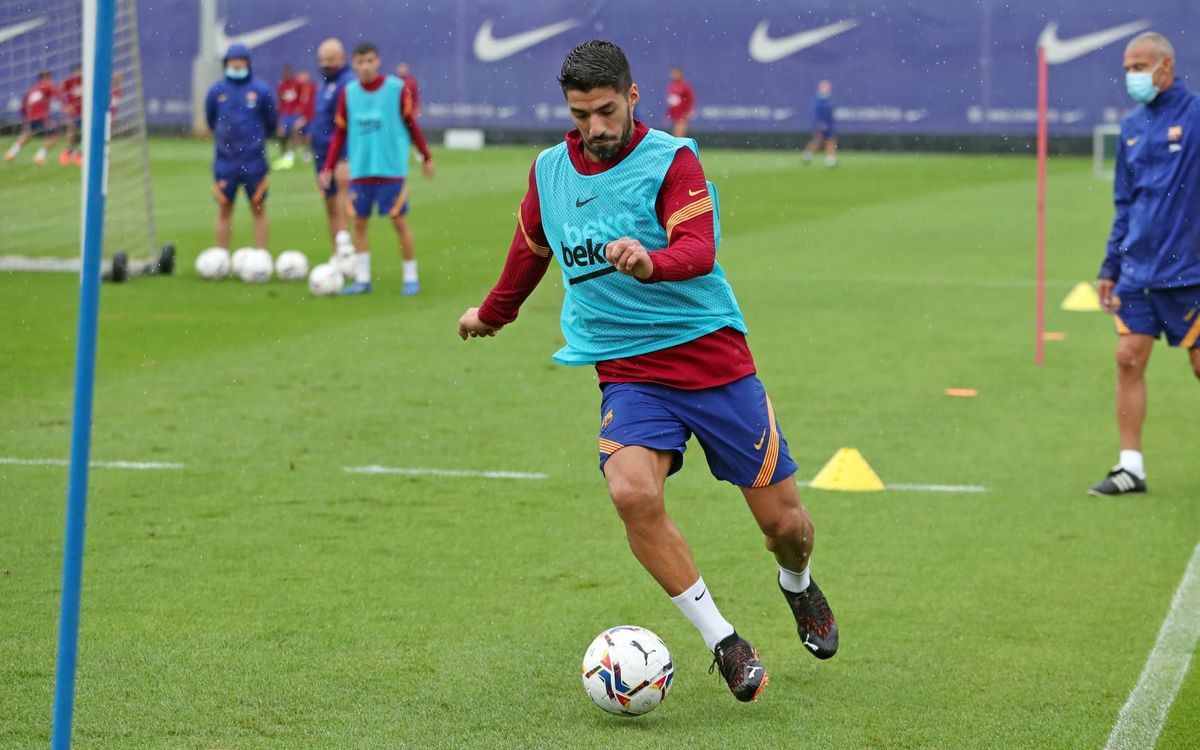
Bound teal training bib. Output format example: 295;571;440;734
345;75;409;179
534;128;746;365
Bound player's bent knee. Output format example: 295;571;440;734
607;483;664;523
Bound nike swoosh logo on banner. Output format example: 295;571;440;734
0;18;47;46
753;429;767;451
575;196;598;207
215;16;309;53
748;19;859;64
1037;19;1151;65
474;19;580;62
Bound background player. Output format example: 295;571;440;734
457;40;838;703
5;71;59;166
295;69;316;162
59;64;84;166
802;79;838;167
665;65;694;137
312;38;356;254
274;63;301;169
204;44;276;251
1091;32;1200;496
395;61;419;114
320;42;434;295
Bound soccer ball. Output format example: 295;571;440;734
308;262;344;296
238;248;273;283
274;250;309;281
195;247;230;280
333;242;357;279
230;246;256;277
581;626;674;716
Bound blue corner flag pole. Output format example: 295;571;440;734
51;0;116;747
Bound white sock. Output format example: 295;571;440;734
354;252;371;284
1119;450;1145;479
402;259;418;283
6;143;18;157
779;564;811;594
35;146;46;158
670;577;735;652
335;229;351;247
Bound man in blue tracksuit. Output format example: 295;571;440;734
801;80;837;167
205;44;276;252
312;38;358;254
1091;32;1200;496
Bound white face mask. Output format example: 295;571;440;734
1125;61;1161;104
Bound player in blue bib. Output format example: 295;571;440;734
320;42;435;295
459;40;838;702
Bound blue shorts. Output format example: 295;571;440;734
814;121;836;139
311;149;340;197
348;180;408;218
280;114;302;136
1114;285;1200;348
28;118;54;136
597;375;799;488
212;170;269;206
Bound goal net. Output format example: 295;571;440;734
0;0;155;268
1093;124;1121;181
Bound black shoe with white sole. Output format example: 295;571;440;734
1088;466;1147;496
710;632;768;702
780;578;839;660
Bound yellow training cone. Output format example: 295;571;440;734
809;448;885;492
1061;282;1101;312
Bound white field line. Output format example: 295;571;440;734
0;457;184;469
1104;541;1200;750
796;480;987;494
344;465;549;480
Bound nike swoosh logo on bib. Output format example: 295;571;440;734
576;196;598;207
1037;19;1150;64
748;19;858;64
474;19;580;62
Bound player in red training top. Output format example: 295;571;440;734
295;69;316;160
395;62;419;114
6;71;59;166
59;64;84;166
458;40;838;704
274;64;303;169
666;66;694;137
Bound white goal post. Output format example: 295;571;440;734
1093;124;1121;181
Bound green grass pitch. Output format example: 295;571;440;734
1;139;1198;748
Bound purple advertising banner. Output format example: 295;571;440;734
2;0;1196;134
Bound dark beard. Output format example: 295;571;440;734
583;114;633;161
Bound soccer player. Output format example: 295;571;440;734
311;38;357;254
5;71;59;166
457;40;838;702
802;80;837;167
320;42;434;296
295;69;316;161
204;44;277;252
59;64;84;166
395;62;419;114
274;64;301;169
665;66;694;137
1091;32;1200;496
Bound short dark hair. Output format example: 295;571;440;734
558;40;632;94
352;42;378;58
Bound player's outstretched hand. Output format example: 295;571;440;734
423;159;435;179
605;237;654;280
1097;279;1118;314
458;307;499;340
317;168;332;191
